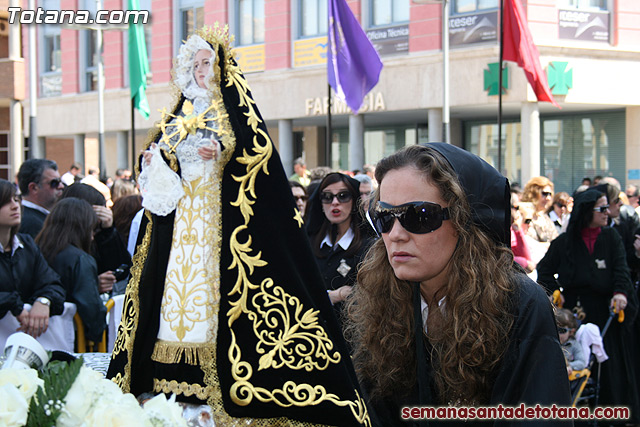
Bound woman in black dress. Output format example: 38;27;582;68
538;188;639;420
306;173;372;318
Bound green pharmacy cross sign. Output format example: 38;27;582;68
547;61;573;95
484;62;509;96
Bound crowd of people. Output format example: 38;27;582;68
510;173;640;420
1;158;137;351
3;26;640;426
3;149;640;424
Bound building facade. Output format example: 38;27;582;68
8;0;640;193
1;0;25;182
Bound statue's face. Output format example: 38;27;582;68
194;49;212;89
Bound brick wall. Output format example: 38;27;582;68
265;0;290;70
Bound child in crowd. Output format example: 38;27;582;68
556;308;587;375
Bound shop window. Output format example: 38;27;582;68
541;112;625;193
237;0;265;45
466;121;522;186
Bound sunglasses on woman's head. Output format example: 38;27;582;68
372;201;450;235
320;191;353;204
593;205;609;213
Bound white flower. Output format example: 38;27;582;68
57;366;125;426
144;394;187;427
83;393;147;427
0;368;44;402
0;383;29;427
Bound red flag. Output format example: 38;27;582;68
503;0;559;107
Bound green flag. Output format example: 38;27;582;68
128;0;150;118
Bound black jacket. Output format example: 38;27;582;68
51;245;107;342
369;273;572;427
93;226;132;274
0;233;65;318
537;226;639;417
19;206;47;239
611;204;640;281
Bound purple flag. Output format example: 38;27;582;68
328;0;383;114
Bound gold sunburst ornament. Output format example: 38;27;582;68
157;98;230;154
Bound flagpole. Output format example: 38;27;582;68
326;86;332;168
498;0;504;174
131;99;136;174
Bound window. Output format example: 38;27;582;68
559;0;607;11
84;29;98;92
371;0;409;27
330;125;422;171
466;121;522;186
300;0;327;37
541;112;625;193
40;0;62;97
453;0;498;15
42;0;61;73
237;0;264;45
0;134;8;181
78;0;98;92
179;1;204;42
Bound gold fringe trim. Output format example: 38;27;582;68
153;378;213;400
151;340;213;366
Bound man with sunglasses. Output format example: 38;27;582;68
17;159;63;238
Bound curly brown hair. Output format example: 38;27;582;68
344;145;515;405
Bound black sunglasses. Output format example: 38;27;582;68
320;191;353;204
372;201;450;235
593;205;609;213
557;327;568;334
541;191;553;197
43;178;62;189
294;195;308;202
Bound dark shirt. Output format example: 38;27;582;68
368;274;571;427
0;233;65;318
51;245;107;342
611;205;640;281
19;206;47;239
93;226;132;274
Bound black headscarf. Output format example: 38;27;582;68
566;188;604;240
428;143;511;247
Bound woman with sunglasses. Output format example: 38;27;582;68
306;173;372;320
345;144;569;425
521;176;559;245
289;180;308;217
538;189;639;418
0;179;65;340
546;192;571;234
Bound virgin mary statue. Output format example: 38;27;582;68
107;26;371;426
